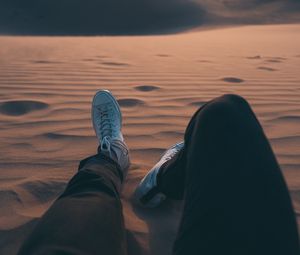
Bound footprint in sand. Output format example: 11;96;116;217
246;55;261;59
134;85;160;92
31;60;62;64
21;180;65;203
96;55;109;58
265;57;286;63
265;59;282;63
257;66;277;72
197;59;213;63
44;133;89;140
0;100;48;116
118;99;145;107
101;61;130;66
156;54;171;57
82;58;97;62
222;77;244;83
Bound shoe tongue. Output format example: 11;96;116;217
100;138;129;172
101;136;112;156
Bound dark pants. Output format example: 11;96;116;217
18;94;299;255
18;154;127;255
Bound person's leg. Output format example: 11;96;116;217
134;142;184;207
172;94;299;255
156;143;186;200
18;90;130;255
18;153;127;255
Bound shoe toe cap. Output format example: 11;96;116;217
93;90;113;106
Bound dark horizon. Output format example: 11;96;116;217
0;0;300;36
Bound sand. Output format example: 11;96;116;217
0;24;299;255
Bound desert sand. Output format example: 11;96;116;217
0;24;299;255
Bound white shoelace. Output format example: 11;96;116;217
99;105;114;138
97;105;115;157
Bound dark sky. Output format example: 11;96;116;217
0;0;299;35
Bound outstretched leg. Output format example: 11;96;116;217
18;90;130;255
18;154;127;255
173;94;299;255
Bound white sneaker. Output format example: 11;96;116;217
134;142;184;208
92;90;130;172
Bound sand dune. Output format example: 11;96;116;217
0;24;300;254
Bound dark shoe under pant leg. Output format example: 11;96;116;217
157;147;187;200
157;101;216;200
173;94;299;255
18;153;127;255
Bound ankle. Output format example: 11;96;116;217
99;139;130;174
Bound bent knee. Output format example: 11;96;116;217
193;94;253;124
218;94;249;107
207;94;250;113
